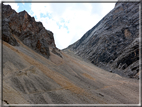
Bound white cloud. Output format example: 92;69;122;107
30;3;52;20
30;3;116;49
100;3;115;17
4;3;19;11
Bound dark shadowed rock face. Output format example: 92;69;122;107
2;4;56;58
66;2;140;78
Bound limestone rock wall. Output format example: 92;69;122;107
67;2;140;78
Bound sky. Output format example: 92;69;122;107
3;1;116;49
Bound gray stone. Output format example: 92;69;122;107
2;4;56;58
66;2;140;78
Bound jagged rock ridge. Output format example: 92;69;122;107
66;2;140;78
2;4;57;58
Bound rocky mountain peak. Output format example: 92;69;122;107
19;10;30;19
2;4;17;18
2;4;57;58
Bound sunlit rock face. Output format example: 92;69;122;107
66;2;140;78
2;4;56;58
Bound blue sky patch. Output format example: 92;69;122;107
40;13;52;19
56;22;62;29
17;3;31;13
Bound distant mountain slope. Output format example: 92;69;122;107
2;37;139;104
66;2;140;78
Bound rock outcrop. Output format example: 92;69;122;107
66;2;140;78
2;4;56;58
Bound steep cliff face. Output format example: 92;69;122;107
2;4;56;58
67;2;140;78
